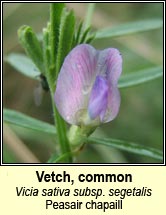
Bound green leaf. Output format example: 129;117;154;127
47;151;76;163
56;9;75;76
43;24;51;75
96;19;163;39
5;53;40;79
74;21;95;45
47;153;59;163
118;67;163;88
50;3;65;65
84;3;95;29
18;25;44;73
75;21;83;45
85;33;96;44
3;109;56;135
88;137;163;160
3;144;18;163
79;27;91;43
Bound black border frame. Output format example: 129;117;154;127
1;0;165;166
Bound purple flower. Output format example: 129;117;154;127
54;44;122;126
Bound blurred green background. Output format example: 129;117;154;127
3;3;163;163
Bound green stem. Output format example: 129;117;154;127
43;3;73;163
51;92;72;163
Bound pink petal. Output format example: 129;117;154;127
54;44;122;125
96;48;122;122
54;44;97;124
103;86;121;122
97;48;122;85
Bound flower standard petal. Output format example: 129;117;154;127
54;44;97;125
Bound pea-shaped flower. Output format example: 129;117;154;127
54;44;122;126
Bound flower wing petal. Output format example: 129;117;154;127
96;48;122;122
103;86;121;122
88;75;109;121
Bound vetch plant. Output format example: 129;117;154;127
4;3;163;163
55;44;122;146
